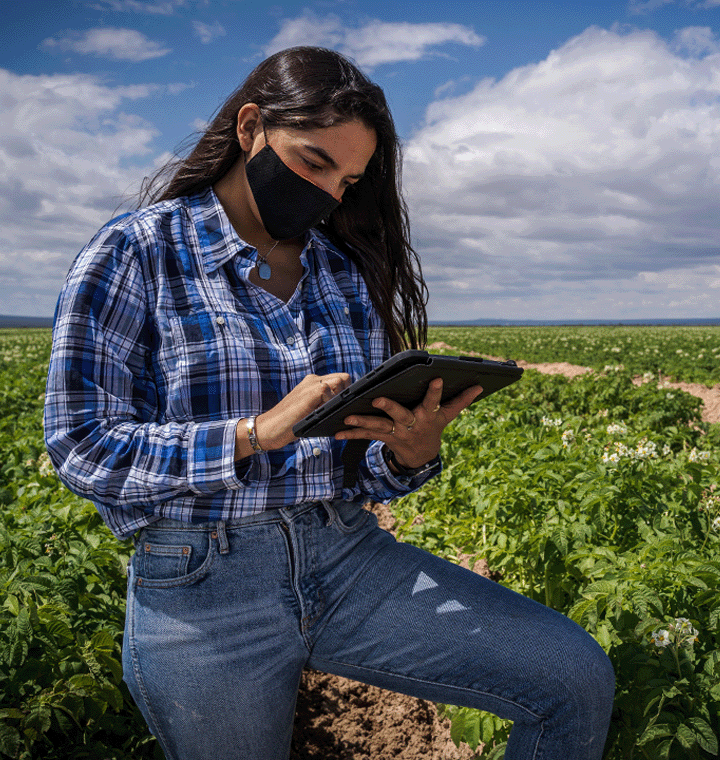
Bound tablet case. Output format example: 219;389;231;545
293;350;524;438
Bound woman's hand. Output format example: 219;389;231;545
235;372;351;458
335;378;483;470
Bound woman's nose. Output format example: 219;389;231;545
315;174;347;202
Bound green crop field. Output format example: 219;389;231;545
428;324;720;386
1;326;719;759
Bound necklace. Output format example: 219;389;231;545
256;240;280;280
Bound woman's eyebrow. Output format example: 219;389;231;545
303;144;365;179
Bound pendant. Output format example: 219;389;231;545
258;261;272;280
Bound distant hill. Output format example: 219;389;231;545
0;315;54;328
2;315;718;329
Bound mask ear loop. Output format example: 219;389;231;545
250;118;282;276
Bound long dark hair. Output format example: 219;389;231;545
140;46;427;353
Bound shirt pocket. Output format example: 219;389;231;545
160;311;265;421
305;298;370;379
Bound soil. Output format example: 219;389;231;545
289;345;719;759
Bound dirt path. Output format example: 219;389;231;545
428;342;720;424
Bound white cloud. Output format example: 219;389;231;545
630;0;720;11
0;69;161;316
264;11;484;69
42;27;171;61
672;26;720;55
88;0;187;14
192;20;226;44
404;25;720;320
628;0;720;15
628;0;676;13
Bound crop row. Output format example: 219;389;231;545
427;325;720;386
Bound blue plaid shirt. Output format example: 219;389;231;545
44;188;440;539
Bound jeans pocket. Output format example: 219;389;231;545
328;501;372;535
134;530;215;589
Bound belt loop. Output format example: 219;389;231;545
214;521;229;554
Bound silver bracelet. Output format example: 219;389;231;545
246;416;263;452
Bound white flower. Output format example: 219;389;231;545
666;392;674;399
651;629;671;648
674;618;698;637
561;429;575;448
37;452;55;477
712;516;720;532
602;448;621;464
606;423;628;436
635;440;658;460
662;444;672;457
689;449;710;463
542;416;563;428
673;617;699;646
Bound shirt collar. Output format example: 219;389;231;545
186;187;251;274
186;186;330;274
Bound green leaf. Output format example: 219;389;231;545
486;741;508;760
687;717;718;755
569;597;597;626
481;712;496;744
0;722;21;758
464;710;481;750
25;703;51;734
676;722;697;750
449;710;465;747
638;723;674;745
3;594;19;616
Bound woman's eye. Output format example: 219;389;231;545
302;157;322;171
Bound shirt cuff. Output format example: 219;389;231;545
366;439;442;494
186;418;247;494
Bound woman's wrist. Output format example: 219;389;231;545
234;416;269;460
382;445;428;477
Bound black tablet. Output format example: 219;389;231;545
292;350;524;438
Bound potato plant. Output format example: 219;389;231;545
1;326;718;759
429;324;720;386
395;333;720;759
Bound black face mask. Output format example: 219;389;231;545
245;144;340;240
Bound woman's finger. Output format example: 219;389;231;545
343;412;396;436
421;378;444;415
441;385;483;420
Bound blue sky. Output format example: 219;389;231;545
2;0;720;321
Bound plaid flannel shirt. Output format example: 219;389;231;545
44;188;440;539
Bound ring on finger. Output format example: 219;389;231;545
432;404;441;413
406;413;416;431
390;421;395;435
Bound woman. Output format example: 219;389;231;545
45;47;614;760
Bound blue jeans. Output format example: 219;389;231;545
123;501;614;760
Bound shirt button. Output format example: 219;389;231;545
344;307;350;315
286;336;295;345
216;316;225;326
312;447;322;457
